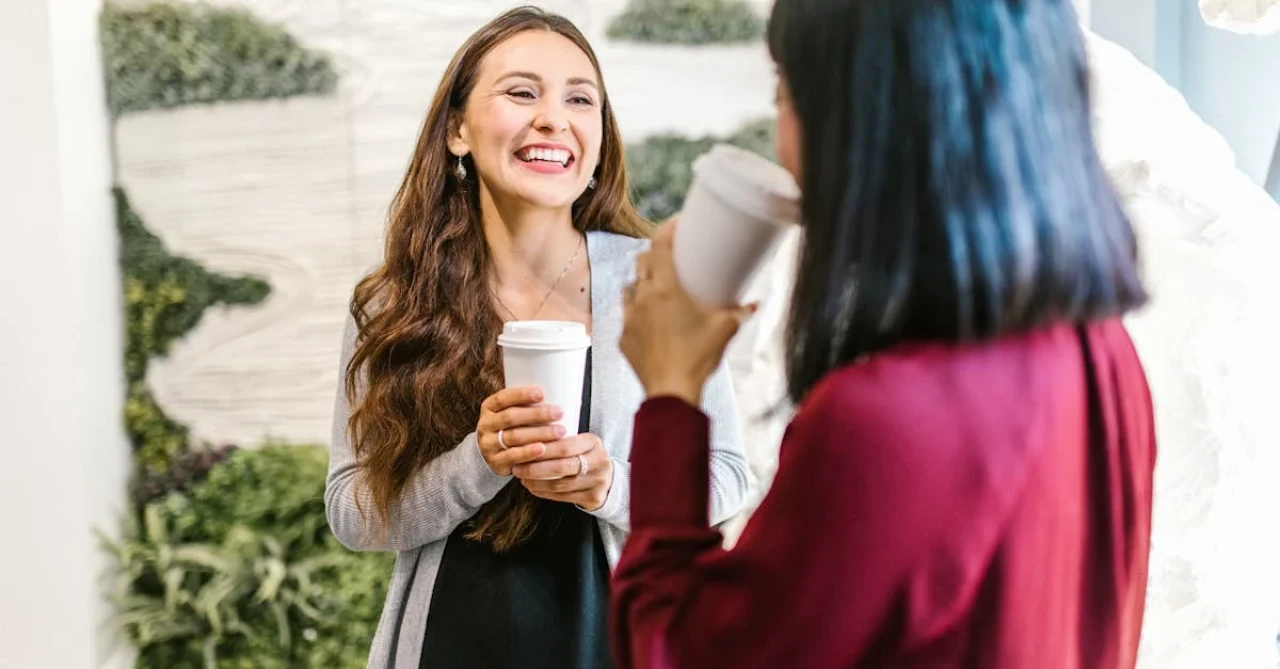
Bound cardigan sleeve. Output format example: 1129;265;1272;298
325;312;512;552
585;359;751;532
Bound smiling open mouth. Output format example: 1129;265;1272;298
516;147;573;168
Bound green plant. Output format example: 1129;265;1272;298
625;117;777;220
607;0;764;45
103;446;392;669
131;443;238;505
100;1;338;116
116;187;270;472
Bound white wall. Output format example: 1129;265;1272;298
0;0;131;666
1088;0;1186;85
1179;2;1280;185
1092;0;1163;70
1090;0;1280;187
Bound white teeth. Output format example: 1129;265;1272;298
519;147;571;166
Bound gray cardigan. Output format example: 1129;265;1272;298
326;231;751;669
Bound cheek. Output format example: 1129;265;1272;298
576;118;605;169
775;109;802;184
469;105;526;165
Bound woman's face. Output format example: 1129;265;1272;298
449;30;604;212
774;74;802;185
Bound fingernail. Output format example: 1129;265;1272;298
550;407;563;419
532;390;544;401
553;425;566;438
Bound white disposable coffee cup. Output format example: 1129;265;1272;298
673;143;801;308
497;321;592;435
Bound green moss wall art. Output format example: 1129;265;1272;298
101;445;393;669
607;0;765;45
117;187;270;477
626;117;777;221
100;4;390;668
100;1;338;115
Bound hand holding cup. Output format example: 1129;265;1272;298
621;221;757;406
475;386;566;476
513;432;615;511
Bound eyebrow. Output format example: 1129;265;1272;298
496;71;599;91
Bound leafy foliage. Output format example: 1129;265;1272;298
116;187;270;472
100;1;339;116
103;446;392;669
625;117;777;220
607;0;764;45
131;443;238;506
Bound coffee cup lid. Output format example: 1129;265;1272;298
692;143;801;225
497;320;591;351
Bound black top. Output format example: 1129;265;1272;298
420;353;613;669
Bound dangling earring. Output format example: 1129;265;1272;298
587;175;597;189
454;155;467;180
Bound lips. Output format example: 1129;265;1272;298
515;146;573;168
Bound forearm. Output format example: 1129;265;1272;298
326;430;511;552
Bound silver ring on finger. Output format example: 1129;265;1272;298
577;453;590;477
497;429;508;450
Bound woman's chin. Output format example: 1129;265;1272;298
512;187;586;213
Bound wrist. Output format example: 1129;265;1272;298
643;376;703;407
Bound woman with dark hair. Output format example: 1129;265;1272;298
324;7;749;668
613;0;1156;667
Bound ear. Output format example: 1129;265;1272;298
446;113;470;158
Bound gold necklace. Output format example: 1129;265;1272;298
494;234;584;321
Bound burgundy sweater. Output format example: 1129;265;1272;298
611;319;1155;669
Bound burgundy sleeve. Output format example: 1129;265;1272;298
611;387;951;668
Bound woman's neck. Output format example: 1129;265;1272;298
480;191;581;288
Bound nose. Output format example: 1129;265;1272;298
533;100;570;134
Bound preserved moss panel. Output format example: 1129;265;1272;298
104;445;392;669
626;117;776;221
101;1;338;115
607;0;764;45
117;187;270;471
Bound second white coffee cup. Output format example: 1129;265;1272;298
497;320;591;435
673;143;801;309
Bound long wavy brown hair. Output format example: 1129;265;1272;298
345;6;648;552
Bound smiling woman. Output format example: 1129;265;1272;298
324;6;750;669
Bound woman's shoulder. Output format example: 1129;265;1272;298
588;230;650;255
587;230;651;280
790;326;1092;469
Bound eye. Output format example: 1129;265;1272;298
569;94;595;106
507;89;536;100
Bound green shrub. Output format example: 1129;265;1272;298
116;187;270;472
131;443;237;506
625;117;777;220
607;0;764;45
100;1;338;115
104;446;392;669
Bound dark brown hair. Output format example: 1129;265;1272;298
346;6;647;551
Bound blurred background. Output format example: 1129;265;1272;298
1;0;1278;667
